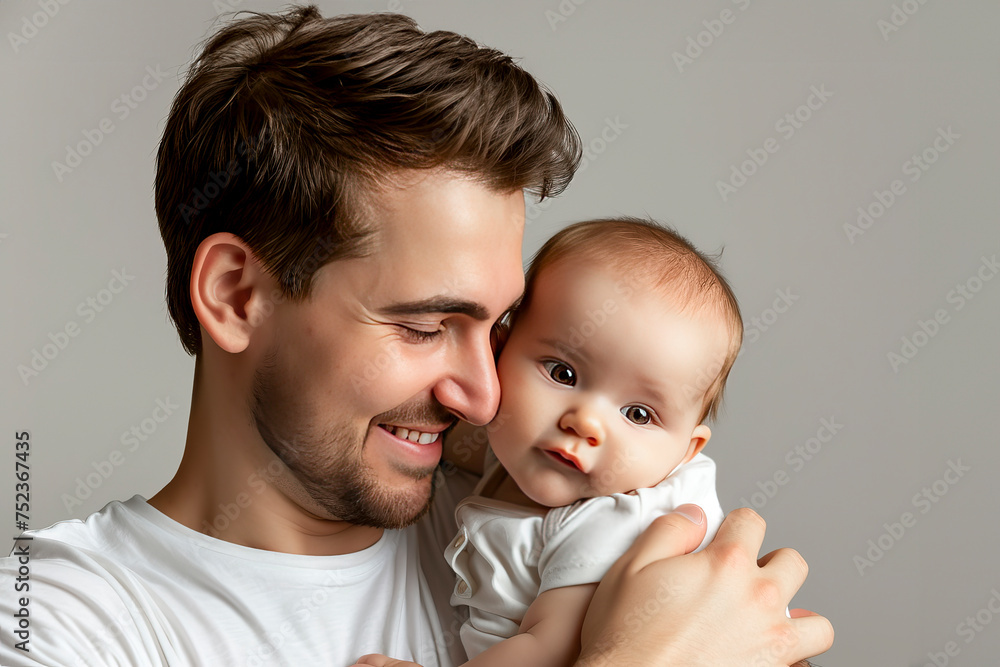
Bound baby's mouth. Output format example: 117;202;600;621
545;449;582;472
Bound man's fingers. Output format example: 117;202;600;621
352;657;423;667
789;612;835;663
619;504;708;571
757;547;809;599
706;507;768;561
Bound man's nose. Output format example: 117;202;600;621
432;334;501;426
558;404;605;447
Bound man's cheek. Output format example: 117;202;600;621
348;338;411;396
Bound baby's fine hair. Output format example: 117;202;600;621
517;217;743;423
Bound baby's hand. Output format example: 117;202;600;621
351;654;423;667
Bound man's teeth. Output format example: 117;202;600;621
385;426;440;445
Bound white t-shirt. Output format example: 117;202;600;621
0;468;477;667
444;452;724;658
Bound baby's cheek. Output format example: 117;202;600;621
493;370;532;435
485;410;517;456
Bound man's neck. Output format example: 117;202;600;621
148;362;383;556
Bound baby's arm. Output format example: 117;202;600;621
465;583;597;667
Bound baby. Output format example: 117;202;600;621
357;217;743;667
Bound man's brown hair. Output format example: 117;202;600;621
515;217;743;423
155;5;581;355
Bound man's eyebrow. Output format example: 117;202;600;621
377;297;491;321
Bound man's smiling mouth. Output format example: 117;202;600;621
379;424;444;445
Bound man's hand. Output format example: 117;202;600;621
578;505;834;667
351;654;422;667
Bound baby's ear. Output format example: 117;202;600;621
683;424;711;465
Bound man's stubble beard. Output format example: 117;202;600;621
249;350;443;530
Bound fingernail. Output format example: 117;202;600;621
673;504;705;525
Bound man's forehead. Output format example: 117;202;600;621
366;168;525;218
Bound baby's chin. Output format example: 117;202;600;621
520;476;609;508
503;470;581;508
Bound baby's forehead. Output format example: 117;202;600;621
526;258;731;349
530;255;713;317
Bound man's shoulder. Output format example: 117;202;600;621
0;498;165;666
13;495;143;552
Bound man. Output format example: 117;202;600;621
0;7;832;665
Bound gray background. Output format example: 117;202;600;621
3;1;998;664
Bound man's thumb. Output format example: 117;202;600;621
623;504;708;569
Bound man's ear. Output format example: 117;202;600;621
190;232;275;354
681;424;711;466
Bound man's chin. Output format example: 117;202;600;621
391;472;437;525
349;469;437;529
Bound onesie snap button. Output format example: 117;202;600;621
451;527;468;551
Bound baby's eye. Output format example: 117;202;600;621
542;360;576;386
622;405;651;425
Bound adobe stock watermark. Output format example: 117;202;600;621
16;268;135;386
747;631;806;667
552;293;623;360
576;447;639;498
51;65;170;182
578;116;629;176
525;196;556;227
7;0;73;54
672;0;753;74
233;231;341;335
544;0;591;31
177;160;243;225
887;253;998;373
678;286;796;402
243;567;344;667
351;338;405;395
524;117;627;225
620;577;683;632
737;287;800;355
347;272;494;393
843;126;960;244
212;0;245;13
347;272;461;394
716;85;834;202
575;577;683;667
200;461;285;538
853;458;970;576
442;412;510;471
177;117;281;225
738;416;843;512
415;603;466;663
877;0;932;41
920;587;1000;667
61;396;179;513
